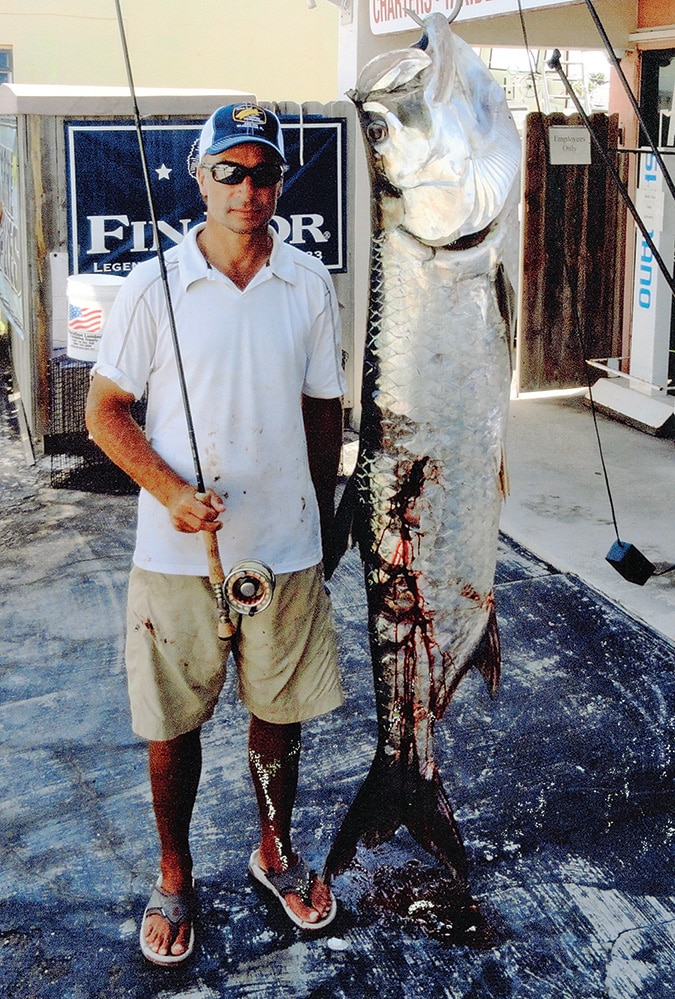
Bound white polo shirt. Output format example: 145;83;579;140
94;223;346;577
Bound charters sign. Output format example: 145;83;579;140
370;0;579;34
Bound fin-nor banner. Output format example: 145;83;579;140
65;116;346;276
370;0;579;35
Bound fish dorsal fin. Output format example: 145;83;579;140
418;13;458;106
355;47;431;99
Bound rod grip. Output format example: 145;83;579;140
202;529;225;585
195;493;234;639
202;532;235;639
195;492;225;583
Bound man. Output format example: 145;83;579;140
86;103;346;964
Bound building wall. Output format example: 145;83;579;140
639;0;675;30
0;0;340;102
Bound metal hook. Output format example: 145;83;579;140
447;0;463;25
405;0;462;28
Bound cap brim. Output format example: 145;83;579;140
202;135;287;163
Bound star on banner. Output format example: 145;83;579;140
155;163;172;180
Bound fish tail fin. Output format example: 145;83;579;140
468;603;501;699
323;755;402;880
323;752;467;886
404;762;468;885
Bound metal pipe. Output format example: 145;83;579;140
582;0;675;205
547;49;675;299
405;0;462;27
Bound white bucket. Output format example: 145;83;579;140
66;273;124;362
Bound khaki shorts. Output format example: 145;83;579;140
125;563;343;741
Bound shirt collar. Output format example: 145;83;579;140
179;222;297;290
266;226;296;285
178;222;210;290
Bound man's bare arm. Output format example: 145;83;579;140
302;394;343;567
85;373;223;534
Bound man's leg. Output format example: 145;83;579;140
143;728;202;958
248;715;333;924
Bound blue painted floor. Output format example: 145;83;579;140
1;359;675;998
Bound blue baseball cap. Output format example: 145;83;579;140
199;103;286;163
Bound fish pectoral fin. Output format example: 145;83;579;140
495;260;516;355
324;474;357;580
499;445;509;499
323;750;467;887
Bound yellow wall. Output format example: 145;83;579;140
0;0;340;102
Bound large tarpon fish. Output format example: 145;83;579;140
325;6;521;886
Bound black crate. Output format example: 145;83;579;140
48;353;142;494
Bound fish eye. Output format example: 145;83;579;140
366;120;388;144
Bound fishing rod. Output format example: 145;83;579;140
113;0;234;637
582;0;675;206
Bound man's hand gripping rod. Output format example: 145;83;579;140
114;0;234;639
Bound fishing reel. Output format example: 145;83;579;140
214;560;276;640
225;560;276;616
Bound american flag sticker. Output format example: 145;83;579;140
68;303;104;335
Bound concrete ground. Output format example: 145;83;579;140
500;388;675;645
1;354;674;998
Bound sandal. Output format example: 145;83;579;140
139;877;195;966
248;848;337;931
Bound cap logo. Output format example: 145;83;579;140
232;105;267;127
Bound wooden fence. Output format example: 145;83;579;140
518;112;628;393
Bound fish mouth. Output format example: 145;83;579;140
413;222;493;251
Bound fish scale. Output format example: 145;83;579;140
325;11;521;887
361;225;512;713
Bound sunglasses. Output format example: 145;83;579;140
202;160;285;188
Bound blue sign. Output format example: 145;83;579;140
65;115;346;275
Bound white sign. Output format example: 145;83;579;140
548;127;591;165
635;186;666;231
631;150;675;391
370;0;580;36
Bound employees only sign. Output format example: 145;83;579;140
370;0;579;34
